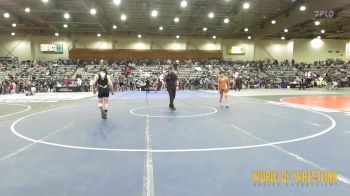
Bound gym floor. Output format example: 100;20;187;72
0;89;349;196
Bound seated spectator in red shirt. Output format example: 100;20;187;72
63;77;71;86
125;65;131;76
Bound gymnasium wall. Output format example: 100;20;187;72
0;35;71;60
32;36;71;60
346;42;350;60
71;36;221;51
0;33;348;62
0;35;32;60
116;37;151;50
187;38;221;51
73;36;113;49
293;39;347;63
221;39;255;61
70;49;222;60
254;40;294;61
286;40;294;61
150;37;185;50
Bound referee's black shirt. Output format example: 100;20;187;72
165;73;178;88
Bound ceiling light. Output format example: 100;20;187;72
42;0;49;3
248;36;252;40
281;36;285;40
311;37;323;48
113;0;121;6
55;32;59;36
203;27;207;32
284;28;288;32
243;2;250;9
138;34;142;38
121;14;127;21
212;35;216;39
180;0;188;8
317;35;321;39
25;8;31;13
4;13;10;18
113;25;117;29
151;10;158;17
271;20;276;24
321;29;326;34
208;12;214;18
90;8;96;15
300;5;306;11
176;35;180;39
224;18;230;23
64;13;70;19
12;23;16;27
63;24;68;28
244;28;249;32
174;17;179;23
159;26;164;30
97;33;101;37
11;32;15;36
315;21;320;26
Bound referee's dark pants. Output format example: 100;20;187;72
146;84;150;93
167;86;176;108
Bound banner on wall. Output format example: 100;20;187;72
227;46;245;55
346;43;350;53
40;44;63;53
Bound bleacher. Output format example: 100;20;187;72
1;58;349;94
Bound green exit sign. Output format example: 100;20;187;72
55;44;63;53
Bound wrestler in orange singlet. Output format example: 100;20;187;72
218;71;230;108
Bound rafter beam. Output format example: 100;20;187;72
0;0;58;32
254;0;350;38
77;0;107;33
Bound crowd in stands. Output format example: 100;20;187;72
1;57;350;95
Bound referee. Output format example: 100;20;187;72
164;66;178;111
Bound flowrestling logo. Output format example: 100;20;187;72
314;10;335;18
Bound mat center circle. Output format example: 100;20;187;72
129;106;218;118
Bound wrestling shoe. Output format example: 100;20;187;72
99;106;106;119
104;110;108;119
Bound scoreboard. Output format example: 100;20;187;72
40;44;63;53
